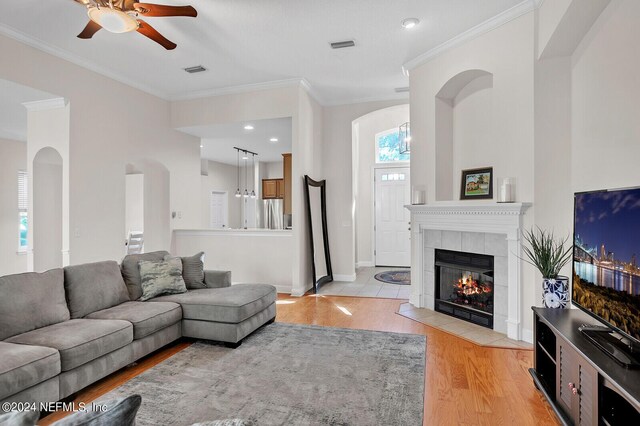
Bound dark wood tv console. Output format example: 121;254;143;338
531;307;640;425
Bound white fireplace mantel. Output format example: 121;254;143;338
406;202;532;341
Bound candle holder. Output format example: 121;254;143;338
497;178;515;203
412;185;426;205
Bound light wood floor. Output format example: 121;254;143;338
41;294;559;426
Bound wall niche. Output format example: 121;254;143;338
435;69;494;201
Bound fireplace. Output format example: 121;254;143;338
434;249;494;328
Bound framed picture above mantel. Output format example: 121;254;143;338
460;167;493;200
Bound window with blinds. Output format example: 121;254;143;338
18;170;28;251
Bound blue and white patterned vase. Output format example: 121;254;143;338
542;276;569;308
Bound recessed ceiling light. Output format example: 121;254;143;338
244;124;254;130
200;144;204;148
269;138;279;143
401;18;420;30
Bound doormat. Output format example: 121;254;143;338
374;270;411;285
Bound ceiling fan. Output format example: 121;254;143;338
74;0;197;50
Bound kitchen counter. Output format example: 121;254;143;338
172;229;293;293
174;228;292;236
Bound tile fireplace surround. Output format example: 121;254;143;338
406;202;531;342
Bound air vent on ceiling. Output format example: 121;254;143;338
395;87;410;93
330;40;355;49
184;65;207;74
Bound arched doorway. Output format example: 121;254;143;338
352;104;410;268
125;160;171;254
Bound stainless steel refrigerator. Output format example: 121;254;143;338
263;199;284;229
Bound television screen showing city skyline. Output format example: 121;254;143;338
572;187;640;342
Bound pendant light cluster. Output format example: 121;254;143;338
234;147;258;199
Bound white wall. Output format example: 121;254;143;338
263;161;283;179
0;138;27;275
201;160;242;229
0;34;202;266
33;152;62;271
321;99;409;279
533;55;573;282
125;174;144;237
353;104;409;266
571;0;640;194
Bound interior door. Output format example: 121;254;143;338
209;191;227;229
375;167;410;267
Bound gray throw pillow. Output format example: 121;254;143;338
138;258;187;301
52;395;141;426
0;410;39;426
173;252;206;289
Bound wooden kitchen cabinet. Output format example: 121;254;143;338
283;153;292;214
262;179;281;199
276;179;285;199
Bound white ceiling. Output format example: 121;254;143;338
0;79;59;141
180;117;292;165
0;0;525;105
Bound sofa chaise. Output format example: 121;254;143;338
0;251;276;408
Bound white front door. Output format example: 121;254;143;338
375;167;410;267
210;191;227;229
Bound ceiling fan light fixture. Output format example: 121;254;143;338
88;7;139;34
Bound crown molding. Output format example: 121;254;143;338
299;78;326;106
322;92;410;108
403;0;537;72
22;98;67;111
169;78;316;102
0;23;169;100
0;128;26;142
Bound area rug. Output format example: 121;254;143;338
374;270;411;285
97;323;425;425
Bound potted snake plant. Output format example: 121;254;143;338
521;227;573;309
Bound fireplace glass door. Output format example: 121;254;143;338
434;249;494;328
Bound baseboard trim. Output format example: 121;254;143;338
356;261;374;268
273;284;294;294
235;282;292;296
522;328;534;344
333;274;356;282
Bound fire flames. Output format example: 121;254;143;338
455;274;492;296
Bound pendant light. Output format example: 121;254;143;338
235;149;241;198
399;122;411;154
250;154;256;198
243;152;249;198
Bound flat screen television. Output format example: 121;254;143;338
573;187;640;366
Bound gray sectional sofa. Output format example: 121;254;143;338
0;251;276;409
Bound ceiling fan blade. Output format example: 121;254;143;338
136;20;177;50
77;20;102;39
133;3;197;17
